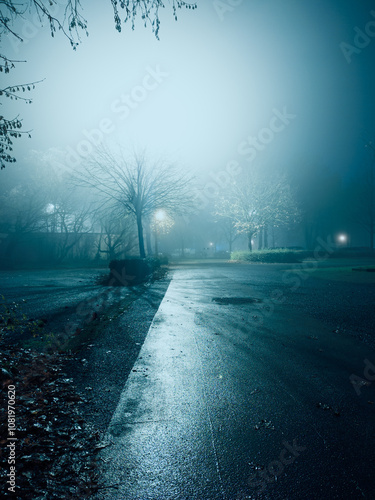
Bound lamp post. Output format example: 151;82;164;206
154;209;166;256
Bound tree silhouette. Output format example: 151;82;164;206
216;166;299;251
74;147;194;258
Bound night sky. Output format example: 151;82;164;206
2;0;375;183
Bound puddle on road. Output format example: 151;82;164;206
212;297;262;305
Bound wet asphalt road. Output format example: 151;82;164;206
96;262;375;500
1;262;375;499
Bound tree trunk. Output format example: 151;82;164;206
136;214;146;258
258;228;263;250
229;225;233;254
248;233;253;251
264;225;268;249
95;232;103;261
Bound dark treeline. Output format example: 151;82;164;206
0;150;374;268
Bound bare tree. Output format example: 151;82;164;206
0;181;48;264
215;189;258;252
46;196;93;263
0;160;99;264
215;215;239;254
95;208;137;261
74;147;194;258
1;0;197;52
166;215;194;257
216;166;299;251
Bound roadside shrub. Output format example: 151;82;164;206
145;257;160;270
104;256;168;286
231;249;312;263
146;255;169;267
108;258;152;285
158;254;169;265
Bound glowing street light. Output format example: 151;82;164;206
337;233;349;246
45;203;55;214
153;209;167;256
154;209;166;222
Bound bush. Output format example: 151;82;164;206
158;254;169;266
108;258;153;285
145;257;161;271
105;256;169;286
231;249;312;263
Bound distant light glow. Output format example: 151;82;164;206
155;209;166;222
45;203;55;214
338;234;347;243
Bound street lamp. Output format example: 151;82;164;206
45;203;55;214
337;233;349;246
155;209;166;222
154;209;167;256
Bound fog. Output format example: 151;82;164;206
1;0;375;263
2;4;375;497
3;1;374;173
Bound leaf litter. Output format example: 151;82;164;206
1;345;103;498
